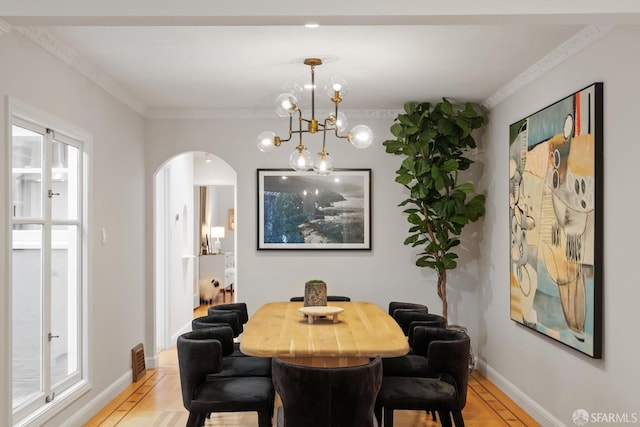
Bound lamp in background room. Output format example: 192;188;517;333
257;57;374;175
210;226;225;254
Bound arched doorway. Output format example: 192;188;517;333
153;151;236;351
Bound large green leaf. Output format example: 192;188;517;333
442;159;459;172
411;184;428;199
416;257;436;269
404;234;420;245
450;215;468;225
396;174;413;186
404;102;417;115
401;157;416;172
389;123;404;138
407;212;422;225
383;139;403;153
437;118;454;136
440;99;453;115
457;182;475;194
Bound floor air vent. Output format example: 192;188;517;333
131;343;147;382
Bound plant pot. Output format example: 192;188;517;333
304;281;327;307
448;324;476;373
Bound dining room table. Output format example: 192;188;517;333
240;301;409;367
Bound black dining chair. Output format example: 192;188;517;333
381;313;446;422
176;329;275;427
272;356;382;427
208;302;249;324
189;324;271;378
193;311;245;356
392;309;436;336
382;313;447;377
387;301;428;316
375;326;471;427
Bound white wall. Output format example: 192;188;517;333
207;185;234;253
162;153;197;343
0;30;146;425
143;113;470;340
480;25;640;426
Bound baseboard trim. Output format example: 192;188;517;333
146;354;159;370
170;320;193;346
62;370;132;426
475;358;565;426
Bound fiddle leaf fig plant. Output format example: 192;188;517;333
383;99;486;323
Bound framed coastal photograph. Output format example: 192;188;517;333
508;83;603;358
257;169;371;250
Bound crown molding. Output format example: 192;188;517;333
0;18;11;34
146;108;401;120
482;25;615;109
12;25;147;116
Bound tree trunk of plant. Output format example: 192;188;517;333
437;271;448;325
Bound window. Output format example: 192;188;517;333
10;101;89;425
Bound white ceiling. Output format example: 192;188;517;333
3;1;639;116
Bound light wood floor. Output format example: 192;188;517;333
85;301;540;427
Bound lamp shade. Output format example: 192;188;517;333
211;226;225;239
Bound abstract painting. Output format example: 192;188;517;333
257;169;371;250
509;83;602;358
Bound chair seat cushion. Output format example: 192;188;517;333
191;376;274;412
381;355;438;378
377;377;457;409
207;356;272;378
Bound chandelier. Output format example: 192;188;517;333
257;58;374;175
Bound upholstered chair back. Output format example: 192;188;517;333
413;326;471;409
272;356;382;427
208;302;249;324
176;329;223;410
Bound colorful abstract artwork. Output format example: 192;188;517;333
509;83;602;358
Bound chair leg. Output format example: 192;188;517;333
374;404;382;427
426;409;437;421
258;409;273;427
186;412;199;427
437;410;452;427
451;410;465;427
384;407;394;427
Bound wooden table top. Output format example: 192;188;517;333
240;301;409;366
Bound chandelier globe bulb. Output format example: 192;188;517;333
325;76;349;98
348;124;374;149
313;151;334;175
282;82;304;101
257;131;277;153
329;111;348;133
275;93;299;117
289;147;313;171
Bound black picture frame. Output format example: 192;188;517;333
257;169;372;250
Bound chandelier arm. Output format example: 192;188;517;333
273;115;296;144
330;98;350;140
296;110;305;150
321;120;330;153
333;126;350;140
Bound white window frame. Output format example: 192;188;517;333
7;98;92;427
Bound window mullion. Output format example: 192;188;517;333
42;129;53;402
